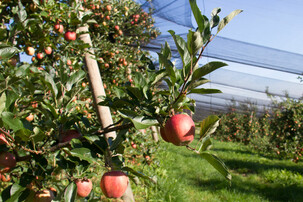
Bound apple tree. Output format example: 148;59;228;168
0;0;241;201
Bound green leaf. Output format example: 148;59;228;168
6;183;26;202
64;182;77;202
122;167;156;184
0;45;19;60
70;148;93;163
199;135;212;152
43;73;58;98
189;0;205;34
199;115;220;139
126;86;142;101
66;70;85;91
200;152;231;181
158;53;176;85
161;41;172;60
2;112;23;131
118;110;158;130
0;93;6;114
188;88;222;95
15;128;31;142
186;77;210;91
168;30;191;77
192;61;227;81
210;7;221;29
17;0;27;22
217;9;243;35
110;129;128;151
187;30;203;55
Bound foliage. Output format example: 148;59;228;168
214;96;303;162
0;0;242;200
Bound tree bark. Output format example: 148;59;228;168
151;126;159;142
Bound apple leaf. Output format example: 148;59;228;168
168;30;191;77
0;45;19;60
64;182;77;202
118;110;158;130
199;115;220;139
210;7;221;29
217;9;243;35
66;70;85;91
187;30;203;55
200;152;231;181
15;128;31;142
189;0;205;34
199;135;212;152
110;129;128;151
1;112;24;131
186;77;210;91
192;61;227;82
70;148;94;163
122;167;156;184
0;93;6;114
3;183;26;202
188;88;222;95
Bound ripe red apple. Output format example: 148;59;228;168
160;127;170;143
64;31;77;41
36;53;43;60
131;142;137;149
114;25;119;31
164;114;195;146
54;24;64;33
75;178;92;197
66;59;72;66
25;46;35;56
0;133;9;145
100;171;129;198
26;114;34;122
0;152;16;172
59;129;82;143
0;173;11;182
34;189;55;202
44;47;52;55
106;5;112;11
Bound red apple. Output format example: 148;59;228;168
106;5;112;11
25;46;35;56
54;24;64;33
59;129;82;143
114;25;119;31
75;178;92;197
0;133;9;145
44;47;52;55
34;189;55;202
160;127;170;143
26;113;34;122
131;142;137;149
36;53;43;60
0;152;16;172
0;173;11;182
64;31;77;41
164;114;195;146
100;171;129;198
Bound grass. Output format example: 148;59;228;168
131;139;303;202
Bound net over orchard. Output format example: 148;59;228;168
136;0;303;118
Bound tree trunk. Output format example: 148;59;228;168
77;3;135;201
151;126;159;142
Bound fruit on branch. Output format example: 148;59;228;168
100;170;129;198
75;178;93;197
131;142;137;149
26;113;34;122
25;46;35;56
44;46;52;55
64;31;77;41
0;133;9;145
33;189;55;202
160;127;170;143
0;152;16;172
106;5;112;11
0;173;11;182
164;114;195;146
36;53;44;60
59;129;82;143
54;24;64;33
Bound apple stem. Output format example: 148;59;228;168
186;145;199;154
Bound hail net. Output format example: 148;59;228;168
136;0;303;119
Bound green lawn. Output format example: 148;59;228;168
132;139;303;202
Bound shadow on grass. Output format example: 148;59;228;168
189;176;303;202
